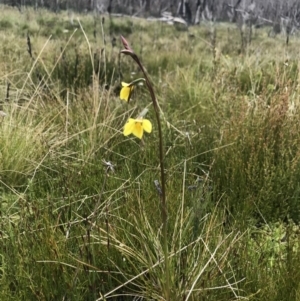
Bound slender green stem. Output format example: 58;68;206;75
120;37;170;300
136;59;169;299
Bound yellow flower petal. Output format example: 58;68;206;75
132;121;144;139
120;82;134;102
142;119;152;133
123;118;152;139
123;118;136;136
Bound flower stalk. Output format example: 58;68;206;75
120;36;170;300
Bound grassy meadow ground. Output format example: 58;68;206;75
1;5;300;300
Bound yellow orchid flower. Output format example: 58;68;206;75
123;118;152;139
120;82;134;102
